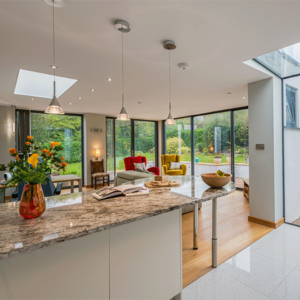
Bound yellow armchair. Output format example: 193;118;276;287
161;154;187;176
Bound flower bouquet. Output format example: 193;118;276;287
0;136;67;219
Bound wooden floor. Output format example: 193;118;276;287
182;191;273;288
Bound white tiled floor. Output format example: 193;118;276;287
182;224;300;300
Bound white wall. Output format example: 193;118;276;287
247;60;283;223
83;113;106;186
282;76;300;222
0;105;16;198
284;128;300;222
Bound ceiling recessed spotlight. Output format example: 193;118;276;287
242;96;246;99
107;78;112;82
227;92;231;95
69;102;72;105
90;89;95;92
30;98;34;101
50;65;57;69
138;102;142;104
78;97;82;100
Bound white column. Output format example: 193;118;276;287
247;60;283;223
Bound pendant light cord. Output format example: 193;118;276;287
52;0;56;80
169;49;171;113
122;31;124;106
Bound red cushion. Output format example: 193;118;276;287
130;156;142;170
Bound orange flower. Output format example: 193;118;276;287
50;141;61;150
28;153;39;169
42;149;49;154
61;162;67;167
25;142;31;145
61;156;65;160
27;136;33;140
48;152;53;157
9;148;16;155
15;155;20;161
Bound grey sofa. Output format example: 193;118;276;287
114;170;154;186
114;170;201;214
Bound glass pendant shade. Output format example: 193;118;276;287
165;102;176;125
117;104;130;120
165;114;176;125
45;81;65;114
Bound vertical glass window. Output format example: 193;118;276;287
115;120;132;172
286;85;297;128
193;112;231;177
30;112;83;177
106;118;115;180
134;121;156;168
234;109;249;189
166;118;191;174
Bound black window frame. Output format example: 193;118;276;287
162;106;249;190
27;110;85;187
106;117;159;179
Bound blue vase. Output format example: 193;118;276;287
195;157;199;163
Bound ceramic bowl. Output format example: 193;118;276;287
201;173;231;188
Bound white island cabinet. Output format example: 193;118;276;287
0;210;182;300
0;176;235;300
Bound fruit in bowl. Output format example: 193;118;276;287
201;170;231;188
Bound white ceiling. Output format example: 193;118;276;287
1;0;300;120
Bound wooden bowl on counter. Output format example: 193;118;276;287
201;173;231;188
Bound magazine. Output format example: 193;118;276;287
92;184;147;200
125;188;149;197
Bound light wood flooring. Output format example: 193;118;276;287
182;191;273;288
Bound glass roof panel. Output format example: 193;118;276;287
14;69;77;99
255;42;300;78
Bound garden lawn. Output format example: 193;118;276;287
59;162;82;177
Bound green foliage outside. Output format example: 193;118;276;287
30;113;82;176
106;119;156;171
166;110;249;164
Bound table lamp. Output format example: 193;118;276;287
94;148;100;160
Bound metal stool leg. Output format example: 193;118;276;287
193;203;198;250
212;197;218;267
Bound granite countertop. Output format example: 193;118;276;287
0;175;235;260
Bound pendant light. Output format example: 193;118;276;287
115;20;130;121
164;40;176;125
45;0;64;114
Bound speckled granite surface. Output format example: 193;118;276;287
0;175;235;260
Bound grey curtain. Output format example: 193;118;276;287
16;110;30;152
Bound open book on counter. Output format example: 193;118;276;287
92;184;149;200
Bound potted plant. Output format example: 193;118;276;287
0;136;67;219
213;153;222;164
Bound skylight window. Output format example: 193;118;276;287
255;43;300;78
14;69;77;99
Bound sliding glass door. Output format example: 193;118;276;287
106;118;115;180
30;112;83;177
234;109;249;189
106;118;158;178
165;117;192;174
115;120;132;172
163;108;249;190
134;121;156;168
193;112;231;177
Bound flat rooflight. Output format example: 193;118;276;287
14;69;77;99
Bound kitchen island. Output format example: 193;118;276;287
0;175;235;300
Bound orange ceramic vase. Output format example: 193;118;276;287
19;184;46;219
